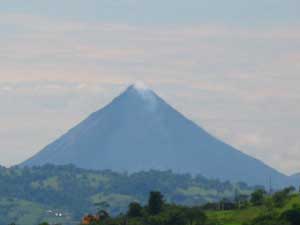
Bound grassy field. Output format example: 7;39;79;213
0;198;74;225
206;194;300;225
207;207;262;225
0;198;45;225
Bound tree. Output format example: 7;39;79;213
166;209;187;225
236;194;250;209
281;205;300;225
148;191;164;215
101;210;110;219
250;189;266;206
273;186;295;207
284;186;296;193
127;202;143;217
250;213;289;225
184;207;207;225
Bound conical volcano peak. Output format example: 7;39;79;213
128;81;154;95
21;82;290;187
132;81;150;92
123;82;158;109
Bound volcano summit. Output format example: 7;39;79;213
22;84;288;186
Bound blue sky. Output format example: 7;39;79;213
1;0;300;26
0;0;300;174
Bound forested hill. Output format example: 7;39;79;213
0;164;257;225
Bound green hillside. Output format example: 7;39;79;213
1;164;300;225
206;192;300;225
0;198;73;225
0;164;257;225
0;165;300;225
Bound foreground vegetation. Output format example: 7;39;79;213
207;187;300;225
0;164;256;225
2;165;300;225
32;187;300;225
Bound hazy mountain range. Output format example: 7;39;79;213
21;83;299;187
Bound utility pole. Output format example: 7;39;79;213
268;176;273;195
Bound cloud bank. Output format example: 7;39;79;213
0;4;299;175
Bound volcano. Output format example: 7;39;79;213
22;83;288;187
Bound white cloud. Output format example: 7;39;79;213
0;13;300;174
